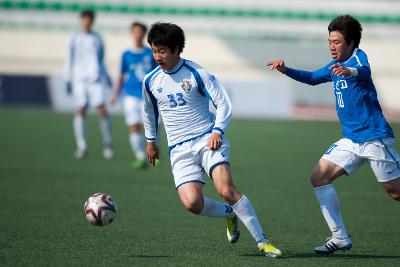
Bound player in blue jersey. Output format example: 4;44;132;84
268;15;400;255
110;22;157;169
143;22;282;257
64;10;113;160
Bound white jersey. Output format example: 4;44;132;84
64;31;108;83
143;58;232;148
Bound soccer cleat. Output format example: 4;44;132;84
259;242;283;258
314;236;352;255
226;214;240;243
75;149;88;159
131;159;147;170
102;145;114;160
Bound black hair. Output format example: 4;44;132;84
147;22;185;53
80;9;95;21
328;15;362;48
131;21;147;33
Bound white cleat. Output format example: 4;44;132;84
74;149;88;159
314;236;352;255
102;146;114;160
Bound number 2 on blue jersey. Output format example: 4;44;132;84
167;93;186;108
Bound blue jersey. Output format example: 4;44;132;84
285;48;394;143
120;47;157;98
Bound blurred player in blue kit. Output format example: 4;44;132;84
143;22;282;257
268;15;400;255
110;22;157;169
64;10;113;160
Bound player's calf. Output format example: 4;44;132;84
216;185;241;205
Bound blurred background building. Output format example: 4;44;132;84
0;0;399;120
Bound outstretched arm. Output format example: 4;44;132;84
267;59;331;86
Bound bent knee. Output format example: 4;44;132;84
387;191;400;201
310;170;332;188
183;199;204;215
218;187;240;205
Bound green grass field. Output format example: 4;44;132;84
1;107;399;267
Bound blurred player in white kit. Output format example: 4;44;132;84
64;10;113;159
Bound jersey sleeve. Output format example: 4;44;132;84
143;77;159;142
285;63;332;86
63;34;74;83
120;52;127;74
353;50;371;81
198;70;232;135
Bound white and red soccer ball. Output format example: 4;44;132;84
84;193;117;226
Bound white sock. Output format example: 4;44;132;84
73;115;86;151
99;116;112;146
314;184;349;239
232;195;268;246
129;132;145;160
200;197;233;218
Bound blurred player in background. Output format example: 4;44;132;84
110;22;157;169
268;14;400;255
144;22;282;258
64;10;113;160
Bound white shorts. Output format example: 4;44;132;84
73;81;106;108
123;95;144;126
322;137;400;182
170;133;231;189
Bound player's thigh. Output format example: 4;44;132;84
211;164;242;204
177;181;204;211
72;82;88;108
314;139;365;186
201;134;231;179
123;96;144;126
88;82;106;108
199;135;240;203
171;143;205;190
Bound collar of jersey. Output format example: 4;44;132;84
337;48;358;65
162;58;185;75
129;47;146;54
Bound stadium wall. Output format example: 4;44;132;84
0;0;399;120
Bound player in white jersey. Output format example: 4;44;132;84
64;10;113;159
110;22;157;169
143;22;282;258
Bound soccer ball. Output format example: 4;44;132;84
84;193;117;226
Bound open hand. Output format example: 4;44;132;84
330;64;351;76
267;60;286;73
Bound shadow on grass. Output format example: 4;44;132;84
129;255;172;258
240;253;400;259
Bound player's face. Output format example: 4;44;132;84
151;44;180;70
328;31;354;62
131;26;145;47
81;16;93;32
